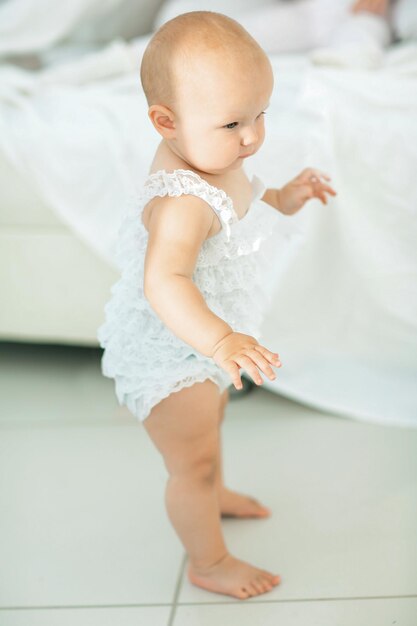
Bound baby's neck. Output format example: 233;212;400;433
156;139;196;173
152;140;242;183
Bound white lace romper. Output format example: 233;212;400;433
97;168;298;422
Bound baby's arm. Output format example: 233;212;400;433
260;188;280;211
143;194;233;358
143;194;281;389
261;168;336;216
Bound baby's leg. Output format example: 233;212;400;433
144;379;228;568
215;389;272;518
143;379;281;600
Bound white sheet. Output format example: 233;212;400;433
0;37;416;428
0;0;121;56
0;0;161;57
254;52;417;429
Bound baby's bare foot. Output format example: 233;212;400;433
188;553;281;600
219;487;272;518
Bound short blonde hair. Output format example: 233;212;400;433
140;10;265;109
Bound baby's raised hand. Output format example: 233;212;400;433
278;168;337;216
211;331;281;390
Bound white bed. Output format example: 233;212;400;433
1;2;416;427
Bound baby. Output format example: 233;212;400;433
98;10;336;600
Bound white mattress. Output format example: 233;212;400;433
0;154;118;345
0;227;118;345
0;151;63;228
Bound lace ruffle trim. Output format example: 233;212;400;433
127;168;236;241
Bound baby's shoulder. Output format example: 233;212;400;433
141;186;217;240
140;167;237;240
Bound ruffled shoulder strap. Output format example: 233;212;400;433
139;169;236;240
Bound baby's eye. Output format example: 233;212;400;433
223;111;266;130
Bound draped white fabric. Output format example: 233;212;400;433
0;0;162;55
254;54;417;429
0;0;416;427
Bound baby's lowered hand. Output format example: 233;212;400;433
211;331;281;390
277;167;337;216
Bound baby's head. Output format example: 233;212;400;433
140;11;274;176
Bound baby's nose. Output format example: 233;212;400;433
241;125;258;147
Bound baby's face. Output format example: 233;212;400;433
168;53;274;176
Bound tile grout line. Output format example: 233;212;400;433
175;593;417;606
167;552;188;626
1;593;416;612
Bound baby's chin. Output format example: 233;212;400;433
193;161;242;176
229;157;246;169
214;159;244;174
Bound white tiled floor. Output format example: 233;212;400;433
1;341;416;626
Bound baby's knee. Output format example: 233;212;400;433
169;451;218;485
191;455;218;485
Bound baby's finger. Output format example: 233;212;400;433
246;349;277;381
317;192;327;204
310;168;332;182
253;345;282;366
227;361;243;390
320;184;337;196
235;354;265;386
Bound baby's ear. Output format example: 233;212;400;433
148;105;176;138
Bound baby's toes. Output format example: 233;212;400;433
257;575;273;592
248;580;264;595
237;588;251;600
262;570;281;585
